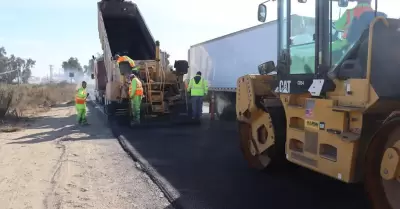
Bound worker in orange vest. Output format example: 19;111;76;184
331;0;373;53
115;54;139;71
335;0;373;39
128;71;144;126
75;81;89;125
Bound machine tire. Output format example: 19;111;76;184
104;102;114;122
238;121;284;170
365;116;400;209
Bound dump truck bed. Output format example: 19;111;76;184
98;0;156;60
97;0;157;101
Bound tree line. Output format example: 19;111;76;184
61;53;102;77
0;47;172;84
0;46;35;84
0;46;99;84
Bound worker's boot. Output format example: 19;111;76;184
130;118;141;127
130;120;137;127
81;119;89;126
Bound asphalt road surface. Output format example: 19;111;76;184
109;112;371;209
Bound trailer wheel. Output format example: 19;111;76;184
214;93;223;118
365;116;400;209
215;92;236;120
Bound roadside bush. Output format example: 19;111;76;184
0;83;75;117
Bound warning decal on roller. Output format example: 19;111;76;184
305;119;319;130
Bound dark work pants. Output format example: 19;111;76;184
191;96;203;119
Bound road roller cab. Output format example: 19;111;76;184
236;0;400;208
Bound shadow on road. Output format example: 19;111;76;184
6;103;107;145
110;113;371;209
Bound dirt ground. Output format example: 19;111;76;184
0;104;170;209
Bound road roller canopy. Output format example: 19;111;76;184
257;0;400;99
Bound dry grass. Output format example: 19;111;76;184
0;82;76;120
0;126;21;133
0;82;76;132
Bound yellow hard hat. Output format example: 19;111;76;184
131;60;135;67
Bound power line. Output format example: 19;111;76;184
0;69;18;75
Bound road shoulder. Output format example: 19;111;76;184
0;104;170;209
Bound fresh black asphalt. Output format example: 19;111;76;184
108;114;371;209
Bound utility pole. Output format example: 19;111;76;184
49;65;53;82
17;70;20;85
17;61;20;85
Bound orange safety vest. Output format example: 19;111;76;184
128;77;144;96
117;56;126;63
75;89;87;104
343;5;373;38
117;56;135;68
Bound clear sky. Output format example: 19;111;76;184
1;0;396;77
0;0;267;77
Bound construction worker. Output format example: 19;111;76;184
333;0;373;50
187;71;208;120
329;0;374;65
75;81;89;125
115;54;139;71
128;71;144;126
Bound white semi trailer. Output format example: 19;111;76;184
188;15;315;120
188;21;278;119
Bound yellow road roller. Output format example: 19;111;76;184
236;0;400;208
